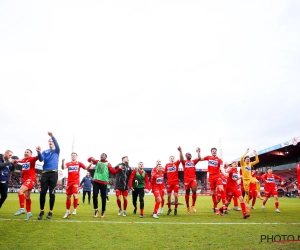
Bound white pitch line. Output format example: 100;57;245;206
1;218;300;225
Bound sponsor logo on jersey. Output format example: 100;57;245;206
22;162;30;170
245;166;251;171
69;166;79;172
232;173;238;180
267;178;275;182
208;160;218;167
222;179;227;184
185;162;194;168
167;166;176;172
156;177;163;184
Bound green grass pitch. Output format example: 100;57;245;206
0;193;299;250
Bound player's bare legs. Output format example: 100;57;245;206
24;189;33;220
153;195;161;219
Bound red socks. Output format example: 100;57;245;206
221;190;226;206
275;202;279;209
66;199;71;209
25;199;31;213
212;194;217;208
185;194;190;207
154;201;160;214
123;199;128;210
252;197;256;207
74;198;78;209
233;196;238;207
19;193;25;208
240;202;246;214
117;199;122;209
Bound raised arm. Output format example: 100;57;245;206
251;150;259;166
196;147;201;159
240;149;249;166
178;146;184;164
61;159;65;170
36;146;44;162
86;162;94;170
48;132;60;154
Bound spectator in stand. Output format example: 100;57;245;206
80;172;93;205
0;150;18;209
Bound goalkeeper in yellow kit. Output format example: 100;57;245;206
240;149;263;211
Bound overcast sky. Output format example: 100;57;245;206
1;1;299;178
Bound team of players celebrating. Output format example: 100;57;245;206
2;132;296;221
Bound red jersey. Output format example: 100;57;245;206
261;173;283;192
151;167;157;177
297;163;300;176
151;171;164;190
18;156;39;182
227;168;239;190
165;160;180;183
66;161;86;184
182;159;199;181
220;173;227;186
203;156;223;177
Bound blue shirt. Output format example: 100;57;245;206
38;136;60;171
80;176;93;191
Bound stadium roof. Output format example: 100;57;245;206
236;136;300;168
